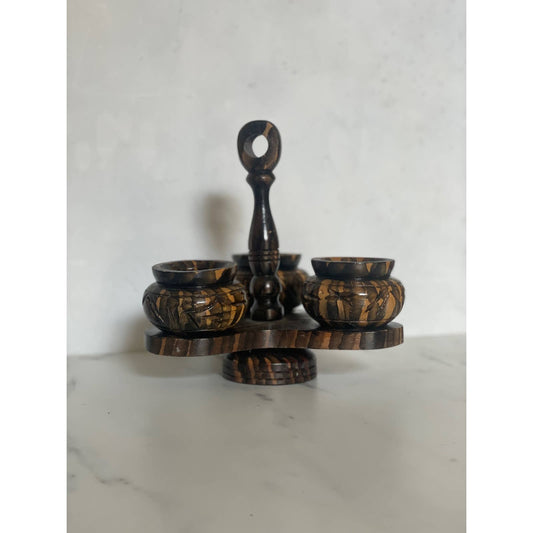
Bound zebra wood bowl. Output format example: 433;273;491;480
143;260;247;335
302;257;405;329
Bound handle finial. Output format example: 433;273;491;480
238;120;281;173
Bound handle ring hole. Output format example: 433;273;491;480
244;134;269;159
251;135;268;157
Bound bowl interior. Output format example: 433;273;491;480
311;257;394;279
152;260;236;286
279;253;301;270
232;254;251;269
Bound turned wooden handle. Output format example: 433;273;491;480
238;120;284;321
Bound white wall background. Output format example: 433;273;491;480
68;0;465;356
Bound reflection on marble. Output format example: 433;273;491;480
68;335;465;533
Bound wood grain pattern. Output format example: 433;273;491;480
279;269;307;312
145;310;403;356
302;257;405;329
143;281;247;334
302;276;405;329
222;349;316;385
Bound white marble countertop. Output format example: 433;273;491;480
68;334;465;533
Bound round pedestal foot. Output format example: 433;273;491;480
222;349;316;385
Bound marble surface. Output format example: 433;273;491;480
68;335;465;533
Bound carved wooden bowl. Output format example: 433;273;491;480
233;253;307;314
143;260;248;334
302;257;405;329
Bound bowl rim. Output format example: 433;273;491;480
153;259;234;273
311;257;395;279
312;256;395;264
152;260;236;286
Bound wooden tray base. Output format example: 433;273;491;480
222;349;316;385
145;310;403;386
145;310;403;357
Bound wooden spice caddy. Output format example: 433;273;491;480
144;120;404;385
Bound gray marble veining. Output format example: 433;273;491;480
68;335;465;533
